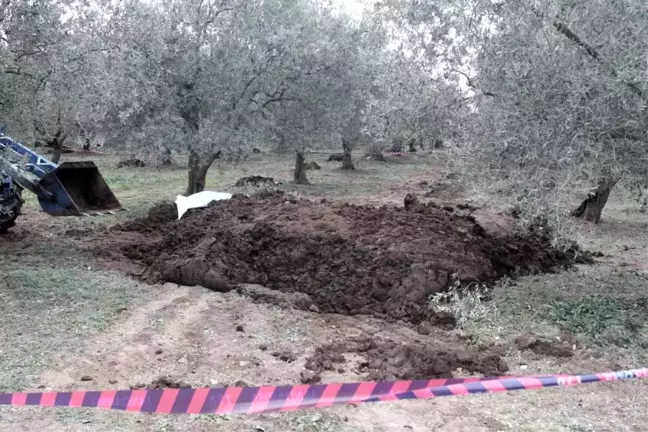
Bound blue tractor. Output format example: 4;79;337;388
0;126;122;233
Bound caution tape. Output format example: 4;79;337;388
0;368;646;415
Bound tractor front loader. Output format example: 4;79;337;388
0;127;122;233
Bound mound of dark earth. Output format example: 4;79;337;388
119;191;581;323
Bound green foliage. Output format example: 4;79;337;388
545;296;648;348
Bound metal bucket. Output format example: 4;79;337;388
37;161;122;216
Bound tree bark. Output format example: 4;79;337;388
408;139;417;153
294;151;310;185
341;139;355;170
186;149;221;195
571;178;617;223
48;128;67;164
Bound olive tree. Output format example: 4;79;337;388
0;0;115;160
448;0;648;224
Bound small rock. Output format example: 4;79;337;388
109;379;118;384
300;370;321;385
272;351;297;363
337;368;345;373
416;325;431;335
235;325;245;332
258;344;268;351
178;356;188;364
309;304;320;313
404;194;420;210
154;349;163;355
80;375;93;382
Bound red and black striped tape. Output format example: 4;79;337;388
1;368;646;415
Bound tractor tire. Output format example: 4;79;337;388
0;188;23;234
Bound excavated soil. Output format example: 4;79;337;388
304;336;508;381
119;191;581;323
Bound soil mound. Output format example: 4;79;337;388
305;337;508;380
235;176;280;187
117;201;177;233
121;192;580;323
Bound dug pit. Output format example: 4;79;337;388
116;191;583;324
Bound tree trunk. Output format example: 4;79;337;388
408;139;417;153
390;137;404;152
294;151;310;185
341;139;355;170
48;133;66;164
571;178;617;223
161;147;173;165
185;150;220;195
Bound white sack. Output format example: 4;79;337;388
175;191;232;219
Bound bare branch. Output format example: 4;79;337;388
448;69;497;97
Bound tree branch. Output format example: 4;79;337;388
4;68;35;78
448;69;497;97
602;126;646;141
553;21;647;103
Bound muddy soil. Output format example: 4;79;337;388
118;191;581;323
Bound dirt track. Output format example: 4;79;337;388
117;191;581;324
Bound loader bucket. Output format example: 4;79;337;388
36;161;122;217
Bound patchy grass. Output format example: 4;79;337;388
20;151;445;227
545;296;648;348
456;267;648;365
0;242;144;392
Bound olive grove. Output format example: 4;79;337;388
426;0;648;225
3;0;645;225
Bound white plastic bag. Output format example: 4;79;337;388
175;191;232;220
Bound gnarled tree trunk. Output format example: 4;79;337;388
186;149;221;195
571;178;617;224
341;139;355;170
294;151;310;185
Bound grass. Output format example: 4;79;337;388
0;242;143;392
452;267;648;365
545;296;648;348
20;151;442;216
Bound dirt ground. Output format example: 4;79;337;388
1;151;647;432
